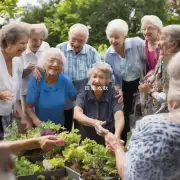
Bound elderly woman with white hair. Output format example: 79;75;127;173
25;48;76;126
103;51;180;180
105;19;145;143
13;23;50;129
21;23;50;96
74;62;124;145
141;15;162;79
139;25;180;114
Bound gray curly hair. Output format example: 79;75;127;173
0;22;30;49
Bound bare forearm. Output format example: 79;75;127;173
74;107;96;127
0;138;40;153
115;148;125;180
114;112;124;137
26;107;40;123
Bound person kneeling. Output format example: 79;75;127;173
74;62;124;145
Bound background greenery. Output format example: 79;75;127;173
1;0;180;52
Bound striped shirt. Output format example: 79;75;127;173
56;42;100;81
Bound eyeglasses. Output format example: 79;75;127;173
47;57;63;65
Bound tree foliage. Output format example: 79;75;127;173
20;0;175;47
0;0;22;18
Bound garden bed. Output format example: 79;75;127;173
5;121;120;180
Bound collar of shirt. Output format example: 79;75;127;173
67;43;86;54
25;42;47;55
87;85;111;102
109;38;133;54
41;72;64;92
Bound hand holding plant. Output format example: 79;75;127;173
38;135;65;152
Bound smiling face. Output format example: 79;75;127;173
142;22;160;42
69;29;87;53
6;34;28;57
29;32;44;53
158;31;178;57
90;68;108;91
45;53;63;76
108;30;125;51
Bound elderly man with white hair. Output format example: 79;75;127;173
25;48;76;127
105;19;145;143
74;62;124;145
55;23;102;131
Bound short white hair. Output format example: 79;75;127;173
141;15;163;31
105;19;129;38
68;23;89;41
88;62;113;82
163;25;180;46
30;23;48;40
38;48;67;68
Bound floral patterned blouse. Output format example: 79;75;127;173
125;113;180;180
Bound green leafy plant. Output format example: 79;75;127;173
15;157;44;176
48;157;64;169
12;121;118;179
59;129;81;146
41;120;65;133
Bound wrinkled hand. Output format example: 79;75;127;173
33;66;44;81
105;133;124;153
94;120;109;137
0;145;14;172
138;83;152;93
26;63;36;71
0;91;14;101
114;87;123;104
38;135;65;152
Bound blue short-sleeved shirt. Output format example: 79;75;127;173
26;73;76;125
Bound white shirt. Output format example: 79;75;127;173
0;52;17;116
20;41;50;95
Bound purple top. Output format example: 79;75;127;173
145;40;159;73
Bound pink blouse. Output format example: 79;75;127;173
145;40;159;73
